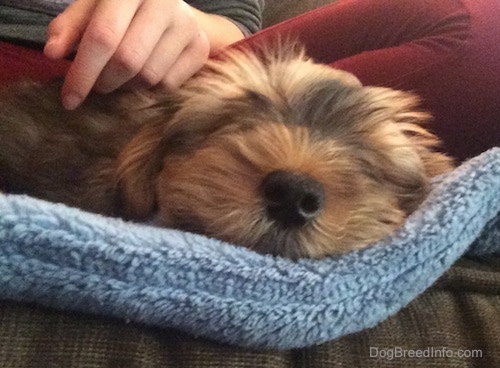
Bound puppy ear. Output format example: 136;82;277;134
358;87;453;215
116;93;215;220
116;118;168;220
366;87;454;176
399;123;454;178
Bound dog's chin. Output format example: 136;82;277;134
155;210;402;260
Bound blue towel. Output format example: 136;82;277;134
0;147;499;349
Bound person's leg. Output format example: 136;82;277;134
0;42;69;85
243;0;500;161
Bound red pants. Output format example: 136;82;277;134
1;0;499;160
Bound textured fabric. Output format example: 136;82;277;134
262;0;335;28
0;0;72;15
189;0;265;35
0;6;52;46
1;257;499;367
0;148;499;350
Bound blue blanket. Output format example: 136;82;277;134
1;147;499;349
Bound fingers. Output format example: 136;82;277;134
45;0;210;110
123;3;210;92
93;0;171;92
96;0;209;93
61;0;143;109
44;0;97;60
155;31;210;91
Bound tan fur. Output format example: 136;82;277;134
0;44;453;259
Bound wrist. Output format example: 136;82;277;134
190;6;245;55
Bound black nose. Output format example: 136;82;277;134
261;170;325;227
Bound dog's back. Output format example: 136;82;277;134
0;81;156;214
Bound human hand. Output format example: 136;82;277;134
44;0;211;110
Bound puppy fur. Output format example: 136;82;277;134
0;44;453;259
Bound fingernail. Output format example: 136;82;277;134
62;92;82;110
44;38;58;58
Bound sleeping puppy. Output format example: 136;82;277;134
0;44;453;259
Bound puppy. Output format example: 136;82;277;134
0;44;453;259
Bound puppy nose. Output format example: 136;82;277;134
261;170;325;227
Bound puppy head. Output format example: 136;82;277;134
117;44;452;259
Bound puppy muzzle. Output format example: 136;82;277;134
261;170;325;227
